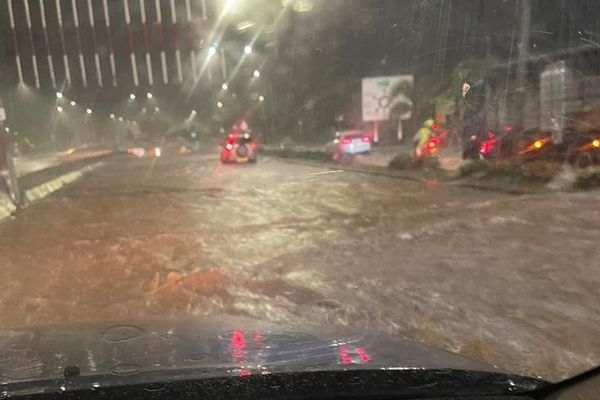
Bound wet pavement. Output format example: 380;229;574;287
0;150;599;381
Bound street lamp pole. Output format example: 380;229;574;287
220;47;227;80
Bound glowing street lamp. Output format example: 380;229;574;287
109;113;116;119
259;95;265;102
56;92;63;99
208;45;217;57
191;109;197;116
222;82;229;90
154;106;160;112
216;101;223;109
253;70;261;78
118;116;124;122
70;100;76;106
146;92;153;99
222;0;238;14
56;106;63;112
86;108;93;115
129;93;136;100
244;45;252;55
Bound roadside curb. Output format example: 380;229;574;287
24;161;104;203
448;180;545;195
268;153;546;195
0;153;113;224
270;156;437;183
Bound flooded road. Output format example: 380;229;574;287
0;151;599;381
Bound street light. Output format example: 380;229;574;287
56;106;63;112
86;108;93;114
259;95;265;102
70;100;76;106
222;82;229;90
237;20;255;31
4;127;10;133
287;0;315;12
191;109;197;116
222;0;238;15
253;70;261;78
154;106;160;112
216;101;223;109
56;92;63;99
244;45;252;55
129;93;136;100
208;45;217;57
146;92;153;99
109;113;116;119
118;116;124;122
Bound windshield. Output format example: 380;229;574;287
0;0;599;387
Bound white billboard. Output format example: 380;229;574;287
362;75;413;122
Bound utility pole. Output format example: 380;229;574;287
514;0;532;131
0;96;22;207
515;0;531;89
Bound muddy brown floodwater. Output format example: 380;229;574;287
0;152;599;382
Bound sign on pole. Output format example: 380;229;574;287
362;75;413;122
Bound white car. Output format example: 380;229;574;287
329;130;372;161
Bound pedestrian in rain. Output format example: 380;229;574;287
413;119;435;157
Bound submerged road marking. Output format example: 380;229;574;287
307;170;343;176
0;197;16;222
24;161;105;203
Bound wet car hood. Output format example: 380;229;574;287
0;316;530;389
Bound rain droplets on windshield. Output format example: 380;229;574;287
0;0;599;384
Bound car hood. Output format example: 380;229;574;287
0;316;540;390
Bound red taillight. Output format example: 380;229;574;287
224;138;235;151
480;139;496;154
424;138;441;154
250;142;257;149
341;138;352;145
361;136;370;143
